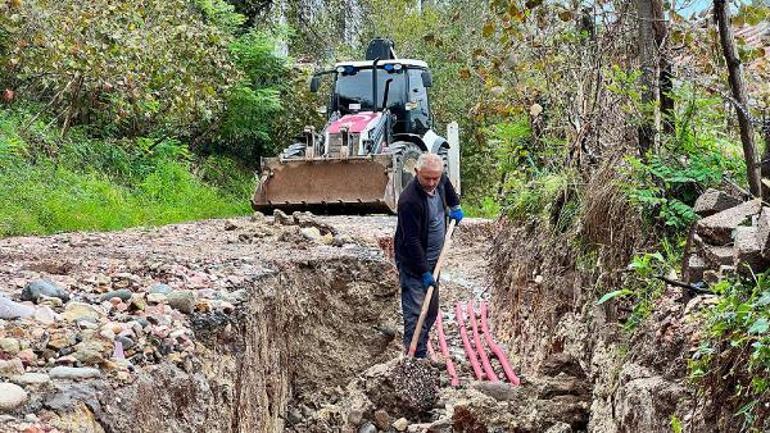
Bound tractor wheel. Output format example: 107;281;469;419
388;141;423;194
437;144;450;175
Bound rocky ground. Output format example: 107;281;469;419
0;212;588;433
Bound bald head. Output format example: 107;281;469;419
415;153;443;194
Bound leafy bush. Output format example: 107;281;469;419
623;87;745;232
691;273;770;431
3;0;237;137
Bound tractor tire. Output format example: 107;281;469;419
388;141;423;195
437;144;450;175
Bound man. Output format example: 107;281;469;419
394;152;463;358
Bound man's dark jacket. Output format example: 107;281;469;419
394;174;460;277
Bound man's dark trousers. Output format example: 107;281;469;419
400;265;439;358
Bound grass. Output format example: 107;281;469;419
0;106;251;238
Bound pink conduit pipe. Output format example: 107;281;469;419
467;301;498;382
454;302;484;380
436;312;460;387
480;301;521;386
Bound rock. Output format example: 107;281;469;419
701;244;734;269
48;329;76;351
38;295;63;308
72;341;106;365
471;381;520;401
250;211;266;223
149;283;173;295
129;293;146;311
539;352;585;378
333;234;354;247
166;290;196;314
360;358;440;418
545;422;573;433
33;305;56;325
358;422;377;433
696;199;761;245
147;293;167;304
347;408;364;425
393;418;409;432
11;373;50;386
61;302;104;323
683;255;707;283
757;206;770;258
374;409;391;430
16;350;36;366
49;366;101;380
693;188;742;217
99;289;133;303
0;359;24;378
273;209;293;225
224;220;239;231
300;227;323;242
734;226;768;275
0;383;27;412
21;279;69;303
0;295;35;320
0;338;20;356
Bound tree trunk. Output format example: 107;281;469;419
635;0;659;156
650;0;674;135
714;0;763;198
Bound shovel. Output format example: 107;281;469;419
407;218;457;357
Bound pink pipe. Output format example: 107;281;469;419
480;301;521;386
454;302;484;380
468;301;498;382
427;339;438;362
436;312;460;387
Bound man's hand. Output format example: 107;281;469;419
421;272;436;289
449;207;464;224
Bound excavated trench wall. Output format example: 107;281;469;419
488;169;717;433
60;255;399;433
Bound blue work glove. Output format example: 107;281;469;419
449;207;464;224
421;272;435;289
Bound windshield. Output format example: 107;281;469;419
335;68;407;112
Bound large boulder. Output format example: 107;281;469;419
734;226;768;275
695;199;762;245
693;189;742;217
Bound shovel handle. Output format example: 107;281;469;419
407;219;457;357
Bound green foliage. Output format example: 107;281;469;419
670;415;683;433
193;0;247;34
465;196;502;218
691;272;770;431
0;106;249;238
4;0;237;137
598;250;679;331
623;87;745;232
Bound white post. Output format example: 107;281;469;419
447;122;461;195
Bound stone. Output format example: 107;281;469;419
273;209;293;225
757;206;770;258
21;279;69;303
374;409;391;430
693;188;742;217
734;226;768;275
683;255;707;283
250;211;266;223
471;381;520;401
16;350;36;366
147;293;167;304
149;283;173;295
347;408;364;425
49;366;101;380
393;418;409;432
38;295;63;308
0;359;24;378
358;422;377;433
129;293;146;311
545;422;573;433
72;341;106;365
166;290;196;314
0;383;27;412
300;227;323;242
33;306;56;325
99;289;133;303
48;329;76;351
0;338;20;356
701;244;734;269
61;302;104;323
696;199;761;245
224;220;239;231
0;295;35;320
11;373;50;386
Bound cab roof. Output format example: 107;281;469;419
333;59;429;69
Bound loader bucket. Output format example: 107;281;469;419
251;155;398;215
